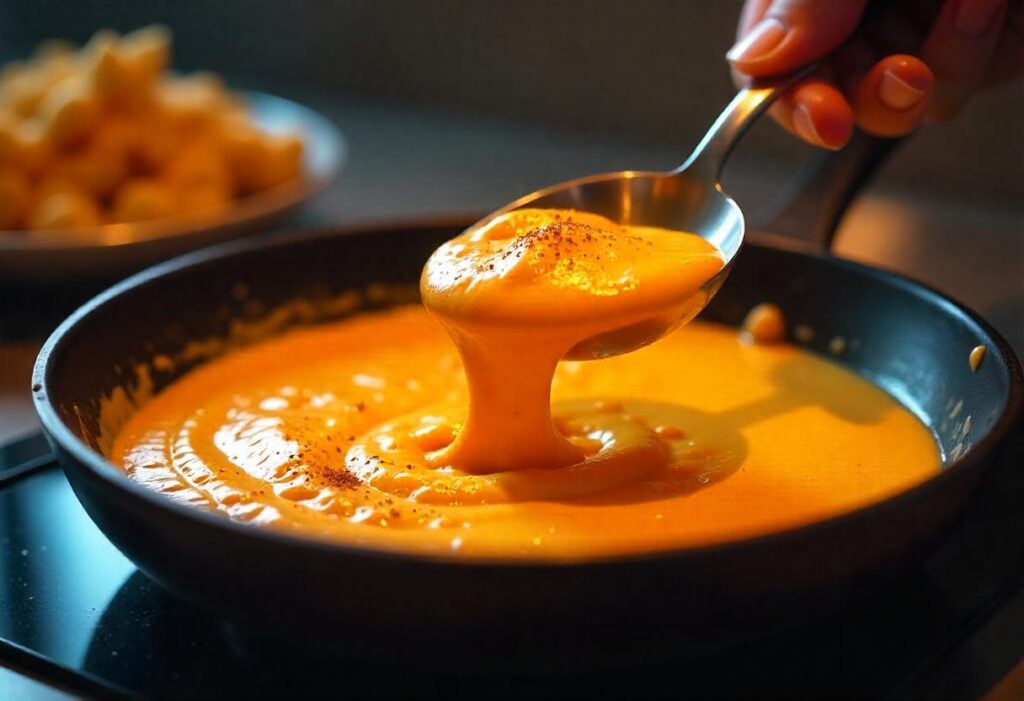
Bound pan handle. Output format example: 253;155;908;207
748;131;902;251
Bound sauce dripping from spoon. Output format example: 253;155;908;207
421;208;723;473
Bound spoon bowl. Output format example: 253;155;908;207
472;67;813;359
504;167;745;266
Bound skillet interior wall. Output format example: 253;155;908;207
48;225;442;454
49;224;1012;474
3;0;1022;204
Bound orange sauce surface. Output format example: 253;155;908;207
111;210;941;560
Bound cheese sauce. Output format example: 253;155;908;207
111;210;940;560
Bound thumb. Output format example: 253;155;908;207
727;0;868;76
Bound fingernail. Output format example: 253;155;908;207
726;18;788;64
792;103;826;147
954;0;1004;38
878;70;926;110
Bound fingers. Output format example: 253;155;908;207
921;0;1008;121
727;0;868;76
766;78;855;150
728;0;1015;147
850;55;935;136
736;0;773;38
727;0;862;149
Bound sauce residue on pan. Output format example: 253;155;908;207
740;303;786;345
110;209;941;560
970;345;987;372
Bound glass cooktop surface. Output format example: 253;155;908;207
2;430;1023;700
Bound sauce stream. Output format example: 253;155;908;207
421;209;723;473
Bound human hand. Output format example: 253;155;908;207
727;0;1024;149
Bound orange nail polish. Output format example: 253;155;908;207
792;104;824;147
878;70;926;111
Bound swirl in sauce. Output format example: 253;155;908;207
112;210;940;559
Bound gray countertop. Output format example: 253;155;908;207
1;92;1022;443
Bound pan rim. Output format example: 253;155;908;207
31;216;1024;570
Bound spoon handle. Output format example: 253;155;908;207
751;131;902;250
676;63;818;183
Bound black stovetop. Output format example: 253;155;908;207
1;429;1022;700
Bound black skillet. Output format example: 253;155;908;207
31;133;1022;670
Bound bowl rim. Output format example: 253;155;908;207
31;217;1024;569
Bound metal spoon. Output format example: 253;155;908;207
477;67;815;360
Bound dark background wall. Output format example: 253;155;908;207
2;0;1022;202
